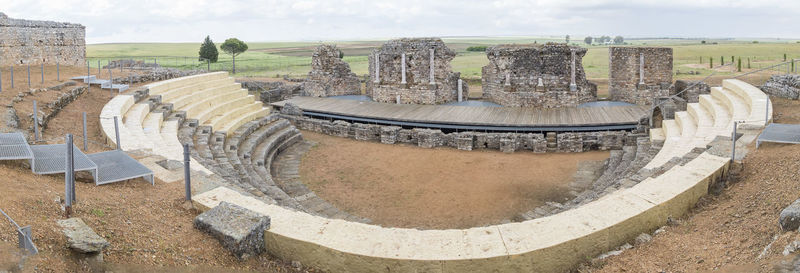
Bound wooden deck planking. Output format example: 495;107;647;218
272;97;648;128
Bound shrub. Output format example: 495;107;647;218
198;35;218;63
466;46;488;52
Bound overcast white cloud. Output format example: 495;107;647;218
1;0;798;43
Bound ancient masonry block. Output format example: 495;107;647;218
354;124;380;141
609;47;673;105
414;128;443;148
304;44;361;97
332;120;352;138
557;133;584;153
380;126;401;144
456;133;475;151
481;43;597;108
367;38;467;105
0;13;86;66
194;202;271;260
500;137;517;153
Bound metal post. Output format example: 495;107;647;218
57;62;60;81
86;61;90;89
113;116;121;150
731;121;738;162
183;143;192;201
65;134;74;216
109;66;113;95
33;100;38;142
10;66;13;88
40;63;44;84
82;112;88;151
98;60;101;74
766;97;770;126
207;59;210;71
27;65;30;87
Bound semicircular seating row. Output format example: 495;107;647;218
99;72;366;221
189;78;771;272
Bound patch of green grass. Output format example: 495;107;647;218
91;208;105;217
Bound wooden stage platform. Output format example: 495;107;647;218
271;97;649;131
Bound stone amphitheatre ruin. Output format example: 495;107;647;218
0;19;777;271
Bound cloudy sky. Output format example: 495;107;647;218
2;0;798;44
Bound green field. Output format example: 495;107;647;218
86;37;800;80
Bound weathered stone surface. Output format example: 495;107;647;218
0;13;85;66
237;80;303;103
57;218;109;253
675;80;710;104
305;44;361;97
762;74;800;100
380;126;401;144
367;38;465;104
280;103;304;116
482;43;597;107
194;201;271;259
780;199;800;231
609;47;673;105
103;59;160;69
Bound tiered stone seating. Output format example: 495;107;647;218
190;80;771;272
100;73;772;272
644;80;767;170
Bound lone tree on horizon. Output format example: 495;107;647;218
584;36;593;45
613;36;624;45
198;35;219;63
221;38;248;74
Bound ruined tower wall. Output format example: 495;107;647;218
608;47;673;105
481;43;597;108
0;13;86;66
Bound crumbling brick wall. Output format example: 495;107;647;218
608;47;673;105
366;38;465;104
481;43;597;107
304;44;361;97
0;13;85;66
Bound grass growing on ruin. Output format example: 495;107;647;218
87;37;800;79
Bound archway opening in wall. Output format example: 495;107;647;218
652;107;664;128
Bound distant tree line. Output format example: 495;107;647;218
583;35;625;45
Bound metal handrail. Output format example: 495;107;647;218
732;59;796;79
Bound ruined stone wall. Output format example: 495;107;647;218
0;13;86;66
609;47;673;105
366;38;464;104
481;43;597;107
304;44;361;97
280;114;629;153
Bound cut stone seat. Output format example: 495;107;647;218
158;77;236;102
207;102;264;129
123;103;154;151
723;79;772;128
145;72;229;95
99;95;135;149
712;87;750;124
699;94;731;130
649;128;665;142
226;115;281;154
169;83;243;110
186;90;251;121
194;201;270;260
217;108;271;136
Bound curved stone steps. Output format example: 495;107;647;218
723;79;771;128
250;126;303;209
217;107;271;136
206;101;263;129
230;119;287;181
712;87;750;125
271;139;370;223
159;77;236;103
170;83;242;110
184;89;250;119
145;72;229;95
122;103;154;151
699;94;731;133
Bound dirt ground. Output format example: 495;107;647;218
299;131;610;229
587;97;800;273
0;67;308;272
